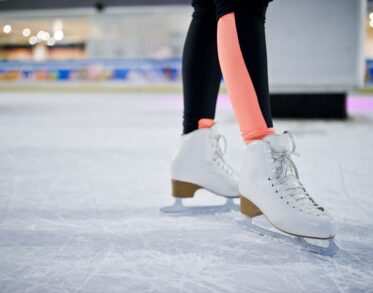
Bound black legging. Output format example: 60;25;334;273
183;0;273;134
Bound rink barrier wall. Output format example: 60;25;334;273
0;59;182;83
270;93;347;119
0;58;353;118
1;58;372;85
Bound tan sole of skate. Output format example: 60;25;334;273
172;179;202;198
240;196;334;240
240;196;263;217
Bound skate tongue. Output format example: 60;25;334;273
264;132;293;153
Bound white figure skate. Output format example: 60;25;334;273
161;124;239;215
238;132;339;256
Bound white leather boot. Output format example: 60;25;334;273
171;125;239;199
239;132;336;239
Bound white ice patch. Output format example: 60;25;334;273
0;92;372;292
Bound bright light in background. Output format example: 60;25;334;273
54;30;64;41
53;19;63;32
47;38;56;46
37;31;44;39
3;24;11;34
43;32;50;41
369;13;373;28
37;30;50;41
29;36;38;45
22;28;31;37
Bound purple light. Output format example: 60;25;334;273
347;95;373;113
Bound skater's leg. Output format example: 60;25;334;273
167;0;240;205
215;0;275;142
212;1;336;245
182;0;222;134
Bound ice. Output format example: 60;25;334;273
0;91;372;292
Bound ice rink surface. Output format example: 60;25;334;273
0;91;372;293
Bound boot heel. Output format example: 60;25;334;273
172;180;201;198
240;196;262;217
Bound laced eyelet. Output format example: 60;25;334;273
268;178;271;181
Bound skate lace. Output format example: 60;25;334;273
211;133;236;176
268;134;324;216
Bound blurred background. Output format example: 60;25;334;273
0;0;369;115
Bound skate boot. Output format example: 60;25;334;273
239;132;338;256
161;122;239;214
